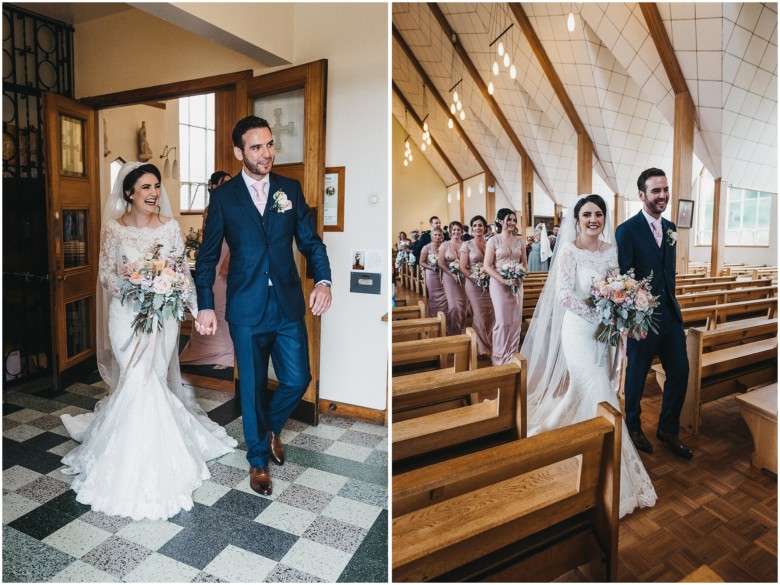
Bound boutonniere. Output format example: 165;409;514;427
271;189;293;213
666;228;677;246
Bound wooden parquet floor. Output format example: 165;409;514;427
393;283;778;582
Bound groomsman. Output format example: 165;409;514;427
616;168;693;460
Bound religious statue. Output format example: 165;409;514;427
138;121;152;161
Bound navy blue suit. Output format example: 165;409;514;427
615;211;688;435
195;172;331;467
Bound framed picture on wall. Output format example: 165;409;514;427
533;216;554;234
324;166;345;232
677;199;694;229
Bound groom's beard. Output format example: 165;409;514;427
243;157;274;178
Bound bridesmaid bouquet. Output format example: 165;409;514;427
394;250;416;268
447;260;464;284
499;260;527;295
426;254;440;273
119;243;192;334
470;262;490;289
590;269;660;346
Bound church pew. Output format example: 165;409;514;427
391;312;445;343
392;401;621;582
392;354;526;465
391;300;426;321
735;383;777;474
680;297;777;330
392;327;477;376
653;319;777;435
676;274;737;285
676;284;777;309
676;278;771;295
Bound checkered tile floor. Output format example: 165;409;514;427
2;374;387;582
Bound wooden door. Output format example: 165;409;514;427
42;92;101;389
243;60;328;425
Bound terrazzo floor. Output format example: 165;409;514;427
2;373;388;582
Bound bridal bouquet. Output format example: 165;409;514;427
426;253;440;273
118;243;192;334
590;269;660;346
447;260;464;284
470;262;490;289
499;259;527;295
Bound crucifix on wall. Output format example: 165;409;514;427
272;108;295;153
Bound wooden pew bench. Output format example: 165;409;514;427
392;328;477;377
676;284;777;309
676;278;771;295
653;320;777;434
735;383;777;474
392;354;527;466
392;402;621;582
391;300;426;321
392;312;445;343
680;297;777;330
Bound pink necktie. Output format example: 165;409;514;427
251;181;268;215
652;219;662;247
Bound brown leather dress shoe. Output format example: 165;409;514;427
249;467;272;495
656;430;693;460
269;431;285;466
628;429;653;454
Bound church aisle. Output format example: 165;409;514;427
3;374;387;583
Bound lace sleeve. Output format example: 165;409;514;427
98;221;123;298
556;244;600;323
171;222;198;317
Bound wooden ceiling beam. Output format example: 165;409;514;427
509;3;586;137
393;81;462;182
393;26;490;175
639;3;689;95
428;2;531;162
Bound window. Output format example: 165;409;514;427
695;172;715;246
726;187;773;246
179;94;215;213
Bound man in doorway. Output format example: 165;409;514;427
195;115;332;495
412;215;444;263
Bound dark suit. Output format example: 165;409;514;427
615;211;688;435
196;171;331;467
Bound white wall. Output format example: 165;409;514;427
446;183;461;223
292;3;388;411
75;3;389;413
463;173;486;225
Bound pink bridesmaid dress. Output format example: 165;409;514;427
440;240;467;336
462;239;495;356
180;241;234;368
487;235;524;365
422;243;447;319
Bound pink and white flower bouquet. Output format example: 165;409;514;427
447;259;464;284
590;268;660;346
470;262;490;289
119;243;192;334
499;259;527;295
426;253;440;273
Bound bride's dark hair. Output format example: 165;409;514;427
573;194;607;219
122;163;162;203
495;208;516;234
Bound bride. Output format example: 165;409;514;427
59;162;237;521
520;194;657;518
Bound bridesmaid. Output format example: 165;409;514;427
419;227;447;319
484;208;527;365
438;221;468;336
460;215;495;359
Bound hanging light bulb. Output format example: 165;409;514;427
459;110;465;121
503;53;510;67
423;121;428;132
453;90;459;103
456;101;462;111
426;136;431;145
421;142;426;151
408;154;413;162
450;103;456;114
488;80;494;94
567;11;575;32
404;159;408;167
448;118;454;129
405;140;410;149
510;64;517;79
498;41;504;56
492;61;499;76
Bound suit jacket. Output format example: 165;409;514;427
615;211;682;322
195;172;331;325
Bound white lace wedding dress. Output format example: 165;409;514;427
60;220;237;521
537;241;657;518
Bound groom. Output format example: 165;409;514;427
195;116;332;495
616;168;693;460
